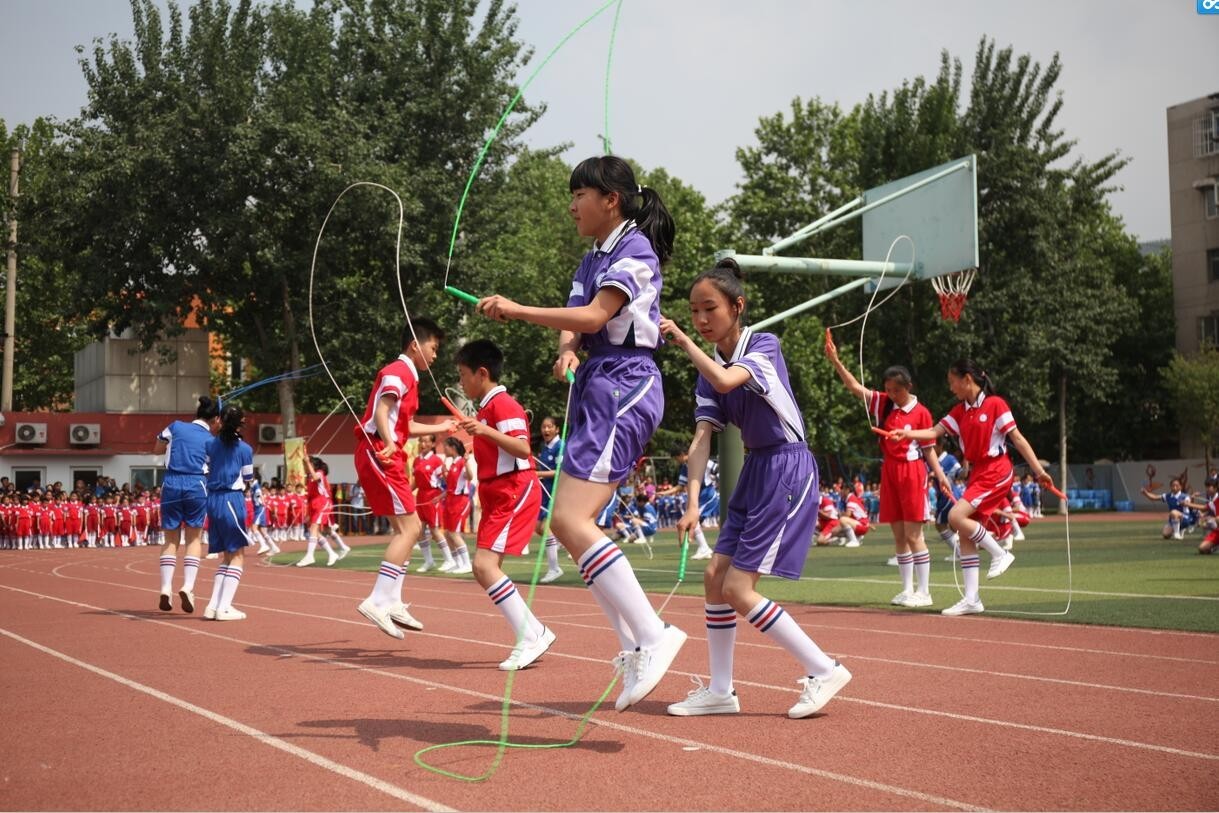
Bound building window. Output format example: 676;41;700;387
1196;112;1219;159
1207;185;1219;220
1210;249;1219;284
129;467;166;492
1201;313;1219;349
12;468;47;493
71;468;101;493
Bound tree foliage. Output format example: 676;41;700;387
1162;347;1219;469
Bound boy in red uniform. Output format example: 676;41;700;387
354;319;455;639
454;339;553;670
412;434;451;572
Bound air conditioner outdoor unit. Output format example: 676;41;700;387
70;423;101;444
15;422;47;444
258;424;284;444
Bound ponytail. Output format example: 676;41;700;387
692;257;747;323
949;358;996;397
569;155;675;265
218;405;244;445
196;395;220;421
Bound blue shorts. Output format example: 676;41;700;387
714;443;819;580
935;492;953;525
207;491;250;554
538;487;554;521
698;488;720;519
595;494;617;528
161;476;208;530
253;506;268;526
563;351;663;483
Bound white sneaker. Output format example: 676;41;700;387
335;547;350;561
667;678;739;716
159;592;173;612
987;550;1015;580
178;589;196;614
437;560;456;573
451;563;473;575
522;545;530;556
416;561;434;573
843;540;861;548
326;550;339;567
357;598;405;640
627;624;688;707
691;547;714;560
788;663;852;718
942;597;985;616
294;554;316;568
1001;536;1014;551
205;552;219;560
498;626;556;671
900;591;934;608
203;606;217;620
943;554;958;562
388;602;424;631
612;650;640;711
890;591;910;606
215;607;247;621
886;556;899;566
1173;531;1184;540
539;567;564;584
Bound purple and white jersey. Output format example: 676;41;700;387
566;220;661;351
694;327;805;449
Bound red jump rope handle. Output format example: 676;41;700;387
870;425;894;439
440;397;466;421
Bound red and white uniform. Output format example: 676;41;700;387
101;504;118;536
354;354;419;516
938;392;1018;520
471;386;541;555
66;502;83;539
15;504;33;538
869;391;934;523
442;456;474;533
84;504;101;537
1203;493;1219;546
817;494;840;536
413;451;446;528
36;504;52;536
845;493;870;537
308;473;333;527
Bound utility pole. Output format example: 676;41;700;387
2;147;18;413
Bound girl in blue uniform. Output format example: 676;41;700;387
153;396;220;613
534;416;565;584
202;405;255;621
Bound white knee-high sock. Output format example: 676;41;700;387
693;526;709;551
545;535;560;570
181;555;201;592
578;538;664;647
705;603;736;695
912;549;931;593
369;561;403;607
305;536;318;557
585;581;635;651
746;597;835;678
896;552;913;593
961;554;981;601
969;523;1005;559
939;527;960;554
318;535;336;554
329;530;349;551
159;555;176;593
207;565;229;610
216;565;243;611
420;535;435;566
486;577;543;644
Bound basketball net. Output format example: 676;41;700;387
931;267;977;322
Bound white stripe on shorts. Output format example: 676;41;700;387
757;470;816;576
491;479;534;553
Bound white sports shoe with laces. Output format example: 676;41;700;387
498;627;556;671
667;678;739;716
788;663;852;719
612;650;639;711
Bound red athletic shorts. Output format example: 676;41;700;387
853;519;870;537
879;459;929;523
962;466;1015;522
443;494;471;533
355;436;416;517
416;494;441;528
818;518;840;537
476;472;543;555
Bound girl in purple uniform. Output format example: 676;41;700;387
659;259;852;719
476;155;686;711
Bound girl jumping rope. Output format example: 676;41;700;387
659;259;851;718
474;155;685;711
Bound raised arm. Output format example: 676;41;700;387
824;330;870;401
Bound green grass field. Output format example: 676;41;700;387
305;518;1219;633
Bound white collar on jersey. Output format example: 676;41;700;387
713;326;753;366
191;419;211;429
397;354;419;380
479;384;507;409
592;219;635;254
893;394;919;413
964;391;986;410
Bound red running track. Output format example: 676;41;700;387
0;545;1216;811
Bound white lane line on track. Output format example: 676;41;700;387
0;625;456;813
16;569;1219;763
0;582;986;813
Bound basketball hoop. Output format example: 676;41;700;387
931;268;977;322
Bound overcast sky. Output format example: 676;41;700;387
2;0;1216;241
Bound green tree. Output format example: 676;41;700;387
1162;347;1219;471
0;119;92;410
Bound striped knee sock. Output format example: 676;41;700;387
420;537;435;566
545;535;560;570
747;597;835;678
305;537;318;557
896;552;914;593
216;565;243;611
912;549;931;594
939;527;960;553
969;523;1005;559
159;555;176;593
705;603;736;695
207;565;230;610
181;555;201;592
578;537;662;648
960;554;980;601
487;577;543;644
370;561;404;607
